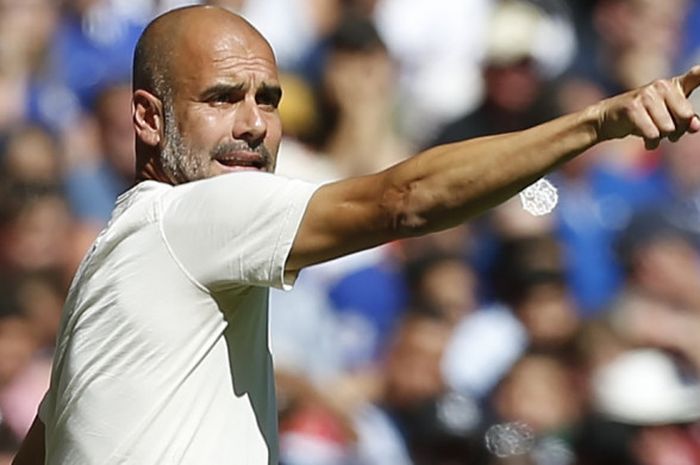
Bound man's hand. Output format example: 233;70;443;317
596;65;700;150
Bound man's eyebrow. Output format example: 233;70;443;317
198;82;282;102
199;83;245;100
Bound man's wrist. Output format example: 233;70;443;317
581;99;608;145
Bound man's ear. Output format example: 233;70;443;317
133;90;164;147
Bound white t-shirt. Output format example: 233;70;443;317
39;172;319;465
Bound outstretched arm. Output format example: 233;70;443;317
287;67;700;272
11;416;45;465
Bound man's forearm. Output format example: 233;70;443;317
384;106;600;235
378;66;700;239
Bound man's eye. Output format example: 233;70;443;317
259;100;278;109
257;95;280;109
210;94;231;104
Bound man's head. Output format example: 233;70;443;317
132;6;282;184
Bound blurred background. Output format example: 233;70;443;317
2;0;700;463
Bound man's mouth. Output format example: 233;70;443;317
214;152;267;171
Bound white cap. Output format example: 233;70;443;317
592;349;700;425
485;0;576;77
486;1;543;66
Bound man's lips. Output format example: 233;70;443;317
214;151;267;170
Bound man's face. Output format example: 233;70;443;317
160;26;282;183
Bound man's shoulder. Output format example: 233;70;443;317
159;172;319;215
110;180;171;227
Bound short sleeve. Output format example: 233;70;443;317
159;172;319;291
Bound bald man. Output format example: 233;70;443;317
13;5;700;465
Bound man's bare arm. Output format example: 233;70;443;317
287;67;700;272
11;416;45;465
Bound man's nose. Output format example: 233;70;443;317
232;98;267;145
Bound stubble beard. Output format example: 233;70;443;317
160;100;210;183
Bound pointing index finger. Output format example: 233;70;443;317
680;65;700;96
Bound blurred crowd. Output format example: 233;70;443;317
2;0;700;464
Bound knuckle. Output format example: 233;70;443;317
626;98;642;113
640;88;656;105
679;102;695;119
642;85;656;97
642;86;665;105
653;79;671;92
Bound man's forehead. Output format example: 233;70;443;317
172;23;277;86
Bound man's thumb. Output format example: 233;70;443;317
680;65;700;96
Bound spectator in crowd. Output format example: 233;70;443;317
494;236;582;352
275;370;358;465
318;13;410;176
578;348;700;465
369;313;478;465
489;351;583;465
575;0;689;95
0;190;75;281
371;0;494;143
64;82;135;224
0;0;59;131
610;210;700;371
1;125;62;189
428;0;567;147
48;0;144;110
405;253;526;401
